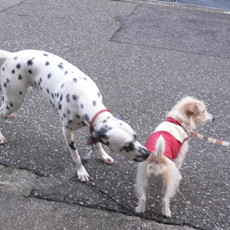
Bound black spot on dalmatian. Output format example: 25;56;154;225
103;119;107;123
6;105;10;110
6;78;10;83
3;83;7;88
93;101;97;106
51;93;54;98
67;110;70;114
72;95;78;101
47;73;52;79
45;61;50;66
43;53;48;56
16;64;21;69
47;89;50;94
27;59;33;66
123;142;135;153
81;104;84;109
73;78;77;82
69;120;73;123
19;91;22;95
50;101;55;108
12;69;15;74
66;94;70;102
83;114;90;123
63;113;66;118
84;77;87;80
60;94;63;102
14;57;18;60
28;70;32;74
61;83;65;88
64;71;68;75
59;104;62;110
69;141;76;150
58;63;64;70
18;75;23;80
2;67;5;71
76;115;80;119
98;92;101;98
10;103;13;107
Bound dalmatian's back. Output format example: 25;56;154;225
0;50;104;118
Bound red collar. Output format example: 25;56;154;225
166;117;183;127
89;109;112;134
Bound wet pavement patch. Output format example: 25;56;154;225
111;4;230;59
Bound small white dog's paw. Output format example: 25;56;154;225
162;207;171;218
0;132;7;145
135;204;146;213
77;166;89;182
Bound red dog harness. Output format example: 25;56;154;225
145;117;189;160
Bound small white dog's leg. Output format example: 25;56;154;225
135;188;147;213
62;127;89;182
96;142;114;164
173;141;188;169
162;196;171;218
161;167;180;218
135;162;149;213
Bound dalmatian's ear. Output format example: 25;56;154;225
89;127;109;144
113;114;125;121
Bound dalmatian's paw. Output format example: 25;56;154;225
102;155;114;164
77;165;89;182
0;132;7;145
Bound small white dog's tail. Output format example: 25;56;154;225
155;135;165;158
146;135;166;178
135;135;166;197
0;50;13;60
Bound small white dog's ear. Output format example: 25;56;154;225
188;103;198;115
187;103;198;130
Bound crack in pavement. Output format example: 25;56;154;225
0;0;28;14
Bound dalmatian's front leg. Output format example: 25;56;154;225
0;131;6;144
96;142;114;164
62;127;89;182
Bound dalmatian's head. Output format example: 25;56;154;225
90;116;150;162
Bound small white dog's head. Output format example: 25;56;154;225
167;96;214;130
90;117;150;162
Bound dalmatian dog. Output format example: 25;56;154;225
0;50;150;182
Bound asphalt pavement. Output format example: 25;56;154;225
0;0;230;229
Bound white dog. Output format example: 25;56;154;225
0;50;150;182
135;96;214;217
